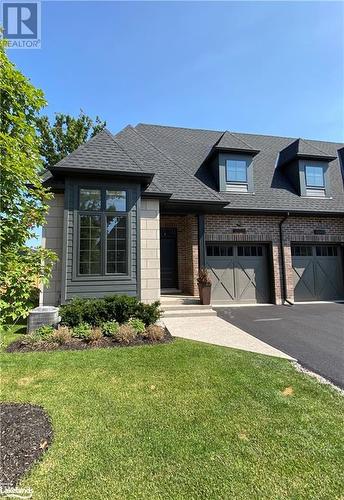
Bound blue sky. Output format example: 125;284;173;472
10;0;344;143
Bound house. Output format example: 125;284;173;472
42;124;344;306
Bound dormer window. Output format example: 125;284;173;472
220;155;253;193
278;139;335;199
302;162;327;197
226;159;248;183
305;165;325;188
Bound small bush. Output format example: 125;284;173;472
142;324;165;342
89;327;103;342
51;326;71;345
32;325;55;341
113;324;137;344
59;295;161;328
72;323;92;340
102;321;120;338
26;333;42;345
134;301;161;326
128;318;145;334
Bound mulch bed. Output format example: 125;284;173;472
6;329;173;353
0;403;53;488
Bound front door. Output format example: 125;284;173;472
160;228;178;289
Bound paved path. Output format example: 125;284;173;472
163;315;293;360
217;303;344;387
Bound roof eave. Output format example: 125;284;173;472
214;146;260;157
49;167;154;184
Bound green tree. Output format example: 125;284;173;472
36;111;106;167
0;38;57;324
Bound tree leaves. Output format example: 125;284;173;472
36;111;106;168
0;39;57;323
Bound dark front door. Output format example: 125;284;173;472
160;228;178;289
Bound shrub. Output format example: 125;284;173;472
102;295;140;324
89;327;103;342
142;324;165;342
51;326;71;345
113;324;137;344
128;318;145;334
59;295;161;327
134;301;161;326
71;323;92;340
102;321;120;338
32;325;55;341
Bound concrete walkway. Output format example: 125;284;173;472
163;315;294;360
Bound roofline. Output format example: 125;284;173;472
141;191;172;200
136;123;344;147
214;146;260;156
49;166;154;183
220;207;344;217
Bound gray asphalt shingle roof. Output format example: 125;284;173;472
216;131;259;154
135;124;344;213
114;126;223;203
51;129;147;174
48;123;344;213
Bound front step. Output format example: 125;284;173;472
162;309;217;318
161;306;217;319
162;304;212;311
160;294;217;318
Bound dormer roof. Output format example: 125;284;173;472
278;138;337;167
215;131;260;156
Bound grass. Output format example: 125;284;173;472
1;331;343;499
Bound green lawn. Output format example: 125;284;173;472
1;333;343;499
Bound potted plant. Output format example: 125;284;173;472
197;268;212;305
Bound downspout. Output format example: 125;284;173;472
279;212;293;306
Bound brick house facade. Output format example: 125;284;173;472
42;124;344;306
155;214;344;305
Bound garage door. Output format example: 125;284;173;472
206;243;271;303
292;244;344;301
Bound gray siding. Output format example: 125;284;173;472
42;194;64;306
63;178;140;302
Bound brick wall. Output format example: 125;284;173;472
42;193;64;306
205;214;344;304
160;215;199;295
140;199;160;303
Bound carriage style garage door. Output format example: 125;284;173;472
206;243;271;303
291;244;344;301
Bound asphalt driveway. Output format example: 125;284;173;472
216;303;344;388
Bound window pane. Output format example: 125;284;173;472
106;190;127;211
79;215;101;275
305;166;325;188
79;189;101;211
226;159;248;183
106;216;127;274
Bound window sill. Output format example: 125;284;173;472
222;190;255;195
301;195;333;200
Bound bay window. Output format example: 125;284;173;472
78;187;128;276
